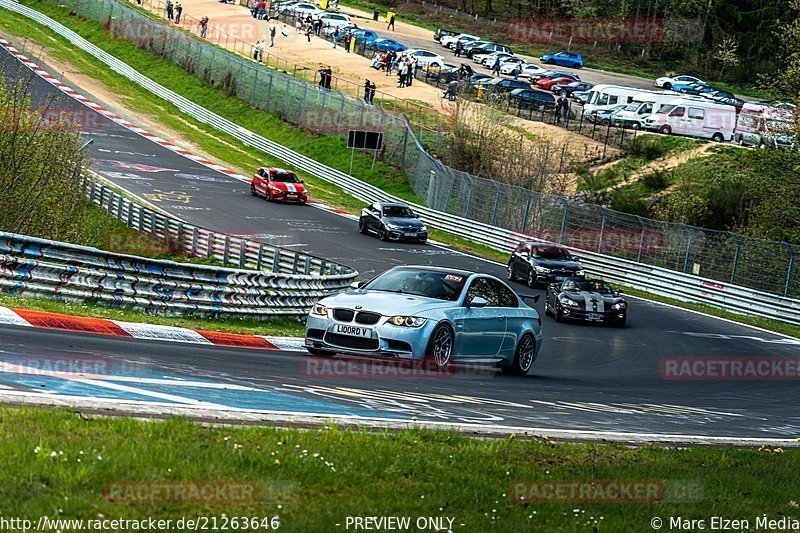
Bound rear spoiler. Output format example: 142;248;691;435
519;294;540;303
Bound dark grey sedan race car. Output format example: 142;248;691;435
544;277;628;326
359;201;428;243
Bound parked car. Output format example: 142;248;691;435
703;91;744;111
508;88;557;111
465;43;511;59
678;82;715;96
498;58;528;75
540;51;584;68
434;28;459;42
735;102;795;147
288;2;323;17
373;38;407;52
655;74;704;92
359;201;427;243
478;78;531;101
348;29;378;44
586;103;627;125
523;65;552;81
571;90;590;103
536;74;580;90
251;167;307;204
459;72;492;88
544;278;627;326
474;51;514;67
319;12;351;30
441;33;479;49
550;81;593;96
431;63;461;83
327;24;358;38
304;266;543;374
404;49;445;68
507;242;584;287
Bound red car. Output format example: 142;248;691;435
251;167;307;204
536;75;579;90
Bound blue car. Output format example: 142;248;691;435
373;38;407;52
304;266;542;374
540;51;584;68
345;29;378;44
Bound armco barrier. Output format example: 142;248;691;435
3;3;800;327
0;175;356;318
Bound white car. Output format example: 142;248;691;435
476;51;514;67
319;12;351;30
442;34;479;49
655;74;704;91
525;66;552;81
403;49;445;69
289;2;323;17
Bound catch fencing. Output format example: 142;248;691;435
0;174;356;317
5;0;800;306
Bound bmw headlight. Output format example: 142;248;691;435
311;303;329;316
419;225;428;232
389;315;428;327
385;223;400;230
575;269;585;276
560;297;579;307
535;266;551;273
612;302;627;310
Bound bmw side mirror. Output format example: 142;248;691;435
350;281;364;289
300;179;305;183
469;296;488;308
617;288;624;294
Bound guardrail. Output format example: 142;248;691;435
4;1;799;327
0;174;356;317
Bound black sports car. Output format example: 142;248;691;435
544;277;627;326
359;201;428;243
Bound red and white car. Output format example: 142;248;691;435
251;167;307;204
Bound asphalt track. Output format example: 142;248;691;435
2;45;799;440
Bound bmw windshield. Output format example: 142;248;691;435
532;246;574;260
364;268;467;301
383;206;415;218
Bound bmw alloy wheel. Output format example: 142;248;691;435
507;263;515;281
431;326;453;367
518;334;535;372
526;268;536;288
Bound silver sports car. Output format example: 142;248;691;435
304;266;543;374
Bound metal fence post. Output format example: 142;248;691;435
490;183;501;226
597;207;607;253
191;227;198;256
729;232;741;284
785;244;796;297
520;191;532;235
223;235;230;264
272;248;281;272
238;240;246;269
304;257;311;275
256;243;264;270
635;215;647;263
683;227;694;273
559;199;569;244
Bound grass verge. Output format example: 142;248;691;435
0;292;305;336
2;406;797;530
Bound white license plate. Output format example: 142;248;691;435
333;324;372;338
403;232;416;237
588;313;603;321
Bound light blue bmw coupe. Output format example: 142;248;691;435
304;266;542;374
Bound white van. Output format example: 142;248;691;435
612;91;704;130
735;102;795;147
582;85;642;115
643;98;736;142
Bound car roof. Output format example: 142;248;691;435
377;201;411;208
390;265;475;277
261;167;293;173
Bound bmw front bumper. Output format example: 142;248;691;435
305;314;438;360
383;228;428;242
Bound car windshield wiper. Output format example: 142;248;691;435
371;288;405;294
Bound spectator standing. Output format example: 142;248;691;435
257;0;266;19
455;40;463;57
199;16;208;38
165;0;173;20
253;40;261;61
174;2;182;23
269;23;277;47
514;63;522;80
344;31;351;53
318;65;327;88
364;79;371;103
325;66;333;89
306;23;313;42
314;18;322;36
369;81;376;104
387;13;395;31
492;57;501;76
559;95;570;123
406;58;415;86
397;59;407;87
333;28;339;49
295;16;303;32
256;40;265;62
